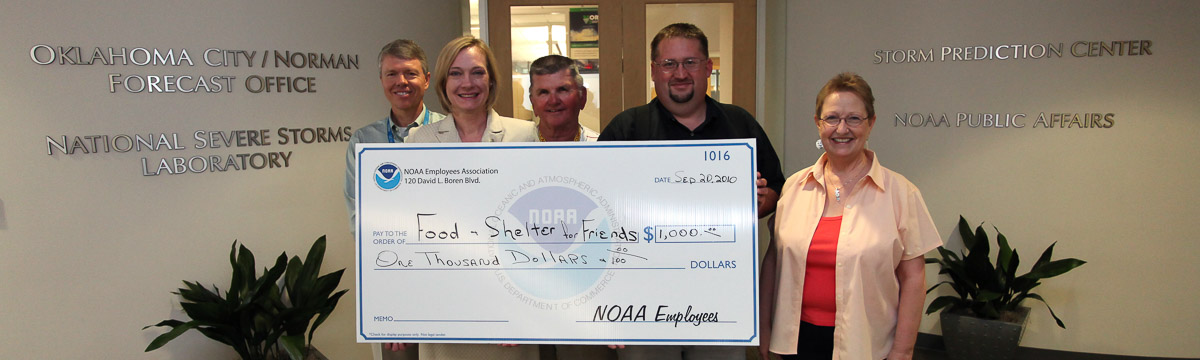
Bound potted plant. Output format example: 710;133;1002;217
144;235;348;360
925;216;1086;360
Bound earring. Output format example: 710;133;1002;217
815;139;824;150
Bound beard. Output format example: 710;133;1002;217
668;89;694;103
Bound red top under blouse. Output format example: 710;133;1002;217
800;216;840;326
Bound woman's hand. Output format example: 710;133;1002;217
888;256;925;360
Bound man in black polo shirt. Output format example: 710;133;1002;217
598;22;784;360
599;23;783;218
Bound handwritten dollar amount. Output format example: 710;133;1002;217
603;245;647;264
642;225;732;243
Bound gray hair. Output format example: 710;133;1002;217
377;39;428;76
528;55;584;93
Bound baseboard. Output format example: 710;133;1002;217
916;333;1198;360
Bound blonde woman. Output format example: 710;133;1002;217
408;36;536;143
390;36;537;360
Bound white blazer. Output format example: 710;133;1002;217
408;109;536;143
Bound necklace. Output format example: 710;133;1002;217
538;126;581;142
829;167;867;203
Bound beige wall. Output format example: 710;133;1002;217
5;1;1199;358
781;1;1200;357
0;0;460;358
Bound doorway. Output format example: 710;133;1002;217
488;0;757;131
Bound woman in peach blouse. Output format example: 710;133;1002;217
759;73;941;360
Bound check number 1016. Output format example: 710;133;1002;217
704;150;731;161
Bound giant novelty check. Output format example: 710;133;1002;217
355;139;760;345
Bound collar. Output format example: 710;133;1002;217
433;109;505;141
390;103;429;128
537;124;583;142
652;95;719;132
798;149;887;193
387;104;430;141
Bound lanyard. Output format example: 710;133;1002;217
386;108;431;143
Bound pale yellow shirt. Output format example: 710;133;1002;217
769;150;941;360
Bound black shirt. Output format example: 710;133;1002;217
599;96;786;196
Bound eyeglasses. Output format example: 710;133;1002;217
820;115;868;127
653;58;705;73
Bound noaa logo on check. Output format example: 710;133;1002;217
500;185;608;300
374;163;401;190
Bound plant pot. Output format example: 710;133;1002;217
939;307;1030;360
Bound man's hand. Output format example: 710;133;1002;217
756;172;779;217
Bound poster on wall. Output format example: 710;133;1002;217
569;7;599;73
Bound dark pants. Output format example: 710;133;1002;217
778;321;833;360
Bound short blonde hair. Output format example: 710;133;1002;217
433;36;499;111
815;72;875;119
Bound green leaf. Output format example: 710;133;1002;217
930;246;972;299
926;280;955;294
995;227;1013;274
309;289;348;342
1013;280;1042;297
294;237;328;302
227;242;243;304
1031;242;1056;271
977;290;1003;302
971;224;991;259
304;236;328;279
1024;258;1086;280
938;246;962;264
964;243;998;292
313;270;345;296
233;242;256;296
962;221;998;293
143;319;186;330
1025;293;1067;329
285;256;303;300
280;335;307;360
1005;250;1021;286
252;253;289;299
144;321;200;352
926;295;962;314
956;216;976;250
180;302;230;323
179;280;222;303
